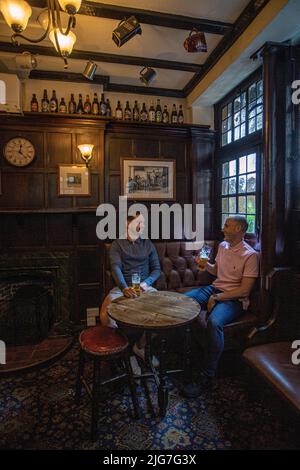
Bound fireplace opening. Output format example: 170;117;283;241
0;271;55;346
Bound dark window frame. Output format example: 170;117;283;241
214;68;263;236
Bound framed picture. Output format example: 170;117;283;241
58;165;90;196
121;158;176;200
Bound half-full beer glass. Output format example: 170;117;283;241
196;245;211;271
131;272;141;295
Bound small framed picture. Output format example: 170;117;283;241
121;158;176;200
58;165;90;196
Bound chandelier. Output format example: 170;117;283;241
0;0;81;67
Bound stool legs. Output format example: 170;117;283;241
184;324;192;381
123;353;140;419
75;349;86;404
91;357;101;441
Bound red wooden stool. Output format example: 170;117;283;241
75;325;139;440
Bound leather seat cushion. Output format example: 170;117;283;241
243;342;300;414
79;325;128;356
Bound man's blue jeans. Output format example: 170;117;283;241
185;285;243;377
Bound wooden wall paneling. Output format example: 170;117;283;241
0;173;45;209
78;286;102;322
0;214;46;248
160;140;187;173
78;213;100;245
46;132;73;168
133;138;160;157
107;137;134;171
47;213;74;246
108;174;122;206
78;247;101;284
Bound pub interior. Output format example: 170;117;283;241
0;0;300;452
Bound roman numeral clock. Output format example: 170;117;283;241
3;137;36;167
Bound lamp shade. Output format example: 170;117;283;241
49;28;76;57
0;0;32;33
58;0;82;15
78;144;94;157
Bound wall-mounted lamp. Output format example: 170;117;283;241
140;66;156;86
112;15;141;47
82;60;97;80
78;144;94;167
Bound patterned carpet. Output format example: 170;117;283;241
0;342;299;450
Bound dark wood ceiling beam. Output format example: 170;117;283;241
29;69;183;97
28;0;232;35
106;83;184;98
30;69;110;86
0;41;200;73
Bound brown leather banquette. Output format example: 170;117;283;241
103;236;261;352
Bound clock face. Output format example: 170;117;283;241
3;137;35;167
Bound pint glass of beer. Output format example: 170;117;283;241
196;245;211;271
131;273;141;295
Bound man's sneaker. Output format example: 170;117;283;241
129;355;141;376
133;343;159;368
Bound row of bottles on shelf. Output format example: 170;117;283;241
30;90;184;124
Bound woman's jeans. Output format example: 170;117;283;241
185;285;243;377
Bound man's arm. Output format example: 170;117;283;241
109;243;128;291
214;277;257;301
206;262;217;276
143;243;161;287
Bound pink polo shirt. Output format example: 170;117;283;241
212;240;259;309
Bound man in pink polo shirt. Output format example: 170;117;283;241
182;215;259;398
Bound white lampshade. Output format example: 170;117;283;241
78;144;94;157
0;0;32;33
49;28;76;56
58;0;82;15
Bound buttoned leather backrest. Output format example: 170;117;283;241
104;240;218;292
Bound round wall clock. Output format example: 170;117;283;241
3;137;36;167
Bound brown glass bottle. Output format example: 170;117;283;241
100;93;107;116
41;89;49;112
140;103;148;122
77;94;84;114
92;93;99;115
115;101;123;120
59;97;67;113
171;104;178;124
50;90;58;112
83;95;91;114
133;100;139;121
68;94;76;114
162;105;169;124
124;101;132;120
178;105;184;124
106;98;111;117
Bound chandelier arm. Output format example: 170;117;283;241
11;26;50;45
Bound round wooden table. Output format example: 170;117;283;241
108;291;200;416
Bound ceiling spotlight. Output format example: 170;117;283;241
82;60;97;80
140;66;156;87
184;29;207;53
112;15;141;47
